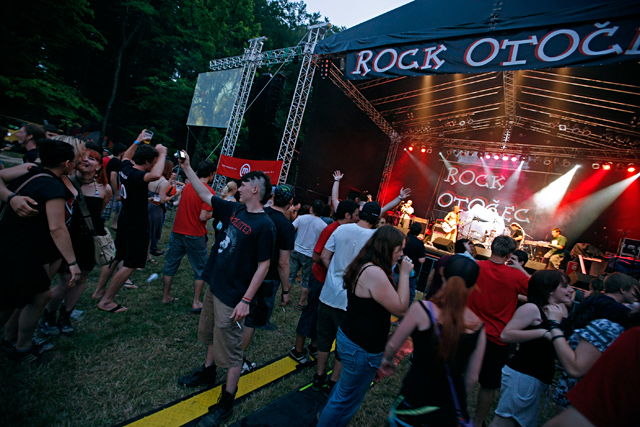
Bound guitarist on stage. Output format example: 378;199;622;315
443;205;461;241
510;223;524;248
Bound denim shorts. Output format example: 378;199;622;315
162;232;208;280
295;272;323;339
289;250;314;289
495;365;548;427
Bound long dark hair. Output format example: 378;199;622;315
431;255;480;361
527;270;568;310
37;139;75;168
343;225;406;293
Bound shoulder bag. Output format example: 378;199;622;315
70;176;115;266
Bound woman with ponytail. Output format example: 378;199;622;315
317;225;412;427
0;139;80;362
384;255;486;427
490;270;573;427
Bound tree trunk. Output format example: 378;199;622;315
100;9;143;145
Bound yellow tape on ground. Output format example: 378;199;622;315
125;357;300;427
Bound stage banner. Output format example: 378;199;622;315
216;155;283;182
432;164;552;240
345;17;640;79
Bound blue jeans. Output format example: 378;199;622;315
317;328;383;427
393;272;417;306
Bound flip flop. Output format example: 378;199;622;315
98;303;127;313
190;307;202;313
279;300;292;308
163;297;178;304
147;258;158;265
124;281;138;289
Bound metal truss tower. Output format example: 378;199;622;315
502;71;516;145
276;23;331;185
211;37;266;191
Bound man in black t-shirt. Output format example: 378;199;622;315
95;131;166;313
176;152;276;426
241;184;295;370
16;124;44;163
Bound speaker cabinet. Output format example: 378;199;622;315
570;272;596;290
474;247;491;260
524;260;547;275
432;237;454;252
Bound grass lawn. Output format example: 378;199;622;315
0;217;562;426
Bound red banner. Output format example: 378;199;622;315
216;155;283;183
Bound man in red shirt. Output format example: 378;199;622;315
161;161;216;311
467;235;530;427
288;199;360;368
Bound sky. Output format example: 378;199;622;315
302;0;413;29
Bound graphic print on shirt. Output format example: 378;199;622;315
218;224;238;255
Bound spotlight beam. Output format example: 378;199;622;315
529;165;580;215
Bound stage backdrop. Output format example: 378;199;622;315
384;151;640;253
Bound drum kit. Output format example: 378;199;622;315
457;205;507;248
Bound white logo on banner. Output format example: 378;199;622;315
240;163;251;175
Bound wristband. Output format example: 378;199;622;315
546;320;561;331
282;290;290;295
241;297;252;304
6;193;17;204
240;299;250;305
134;140;140;145
552;334;565;342
68;260;78;266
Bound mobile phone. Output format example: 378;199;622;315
174;150;186;160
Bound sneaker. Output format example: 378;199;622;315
197;387;235;427
305;344;318;360
38;309;60;336
178;364;217;387
6;346;41;363
323;379;336;397
289;347;310;364
57;305;75;336
31;334;54;353
312;372;327;391
241;357;257;374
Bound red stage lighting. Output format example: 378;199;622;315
511;155;518;162
408;146;414;151
603;163;612;170
485;154;491;159
502;154;509;161
420;146;427;153
628;164;636;173
493;154;500;160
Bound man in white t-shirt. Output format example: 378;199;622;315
290;199;327;309
312;187;411;393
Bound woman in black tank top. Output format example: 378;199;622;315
384;255;486;427
491;270;573;427
317;226;413;427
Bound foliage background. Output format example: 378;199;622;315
0;0;339;168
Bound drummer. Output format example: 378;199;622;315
510;223;524;247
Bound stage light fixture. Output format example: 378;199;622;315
592;162;601;169
446;149;452;155
543;157;552;165
426;147;433;154
408;144;414;152
459;120;466;126
628;163;636;172
502;154;509;161
562;159;571;167
511;155;518;162
558;124;567;131
616;163;624;171
420;145;426;153
521;156;528;162
493;154;500;160
603;162;612;170
453;149;458;155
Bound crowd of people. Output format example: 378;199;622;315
1;124;639;427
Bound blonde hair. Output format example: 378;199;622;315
219;181;238;198
52;135;85;159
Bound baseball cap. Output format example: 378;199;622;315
361;201;381;219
